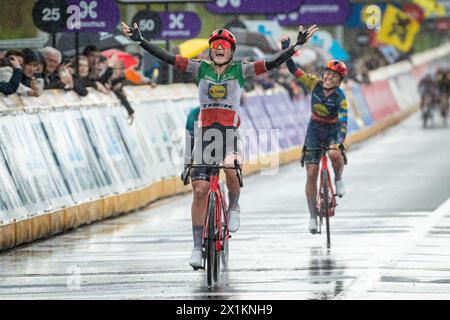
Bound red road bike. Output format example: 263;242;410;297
183;160;243;287
301;145;347;249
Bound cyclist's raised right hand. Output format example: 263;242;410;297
121;22;144;42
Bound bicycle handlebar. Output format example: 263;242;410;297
300;145;348;167
182;160;244;188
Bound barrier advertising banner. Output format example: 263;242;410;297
269;93;304;146
0;114;64;214
39;110;112;203
237;105;259;160
80;107;141;192
0;151;27;223
108;106;154;186
261;94;298;149
133;101;175;178
243;95;279;155
361;80;400;121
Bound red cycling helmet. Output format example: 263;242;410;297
325;59;348;78
208;29;237;51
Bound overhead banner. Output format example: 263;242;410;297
274;0;350;26
206;0;303;14
158;12;202;40
65;0;121;32
377;4;420;53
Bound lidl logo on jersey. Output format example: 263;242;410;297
313;103;331;117
208;83;228;100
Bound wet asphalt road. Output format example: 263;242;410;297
1;112;450;300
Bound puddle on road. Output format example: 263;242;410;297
308;247;346;299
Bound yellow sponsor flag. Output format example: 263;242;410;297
413;0;446;18
377;5;420;52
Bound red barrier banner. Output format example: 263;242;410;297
361;79;400;121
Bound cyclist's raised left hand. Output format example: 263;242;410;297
295;25;319;46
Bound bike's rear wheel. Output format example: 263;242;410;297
322;169;331;249
206;193;216;288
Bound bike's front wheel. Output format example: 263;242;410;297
206;193;216;288
322;169;331;249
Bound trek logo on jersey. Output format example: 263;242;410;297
208;83;228;100
313;103;331;117
202;103;233;109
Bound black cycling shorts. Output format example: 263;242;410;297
191;124;243;182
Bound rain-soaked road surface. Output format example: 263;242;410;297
1;112;450;300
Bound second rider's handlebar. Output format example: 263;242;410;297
300;145;348;167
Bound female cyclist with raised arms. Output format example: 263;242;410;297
121;22;318;269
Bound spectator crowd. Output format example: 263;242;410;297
0;45;140;122
0;39;409;116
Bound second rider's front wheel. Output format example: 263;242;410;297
322;169;331;249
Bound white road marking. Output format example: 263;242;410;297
336;196;450;299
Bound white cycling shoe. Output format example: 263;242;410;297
189;247;203;269
228;206;240;233
309;217;318;234
335;179;346;197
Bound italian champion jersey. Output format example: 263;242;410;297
175;56;265;127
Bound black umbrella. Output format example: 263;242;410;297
228;28;279;54
52;26;134;57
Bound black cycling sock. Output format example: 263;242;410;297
193;225;203;248
228;191;240;210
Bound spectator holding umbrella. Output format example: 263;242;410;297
125;52;151;85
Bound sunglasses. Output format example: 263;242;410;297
210;39;232;49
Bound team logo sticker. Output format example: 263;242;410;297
208;83;227;100
313;103;330;117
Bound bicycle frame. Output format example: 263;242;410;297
184;161;242;283
301;145;346;247
201;169;230;253
318;154;336;218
